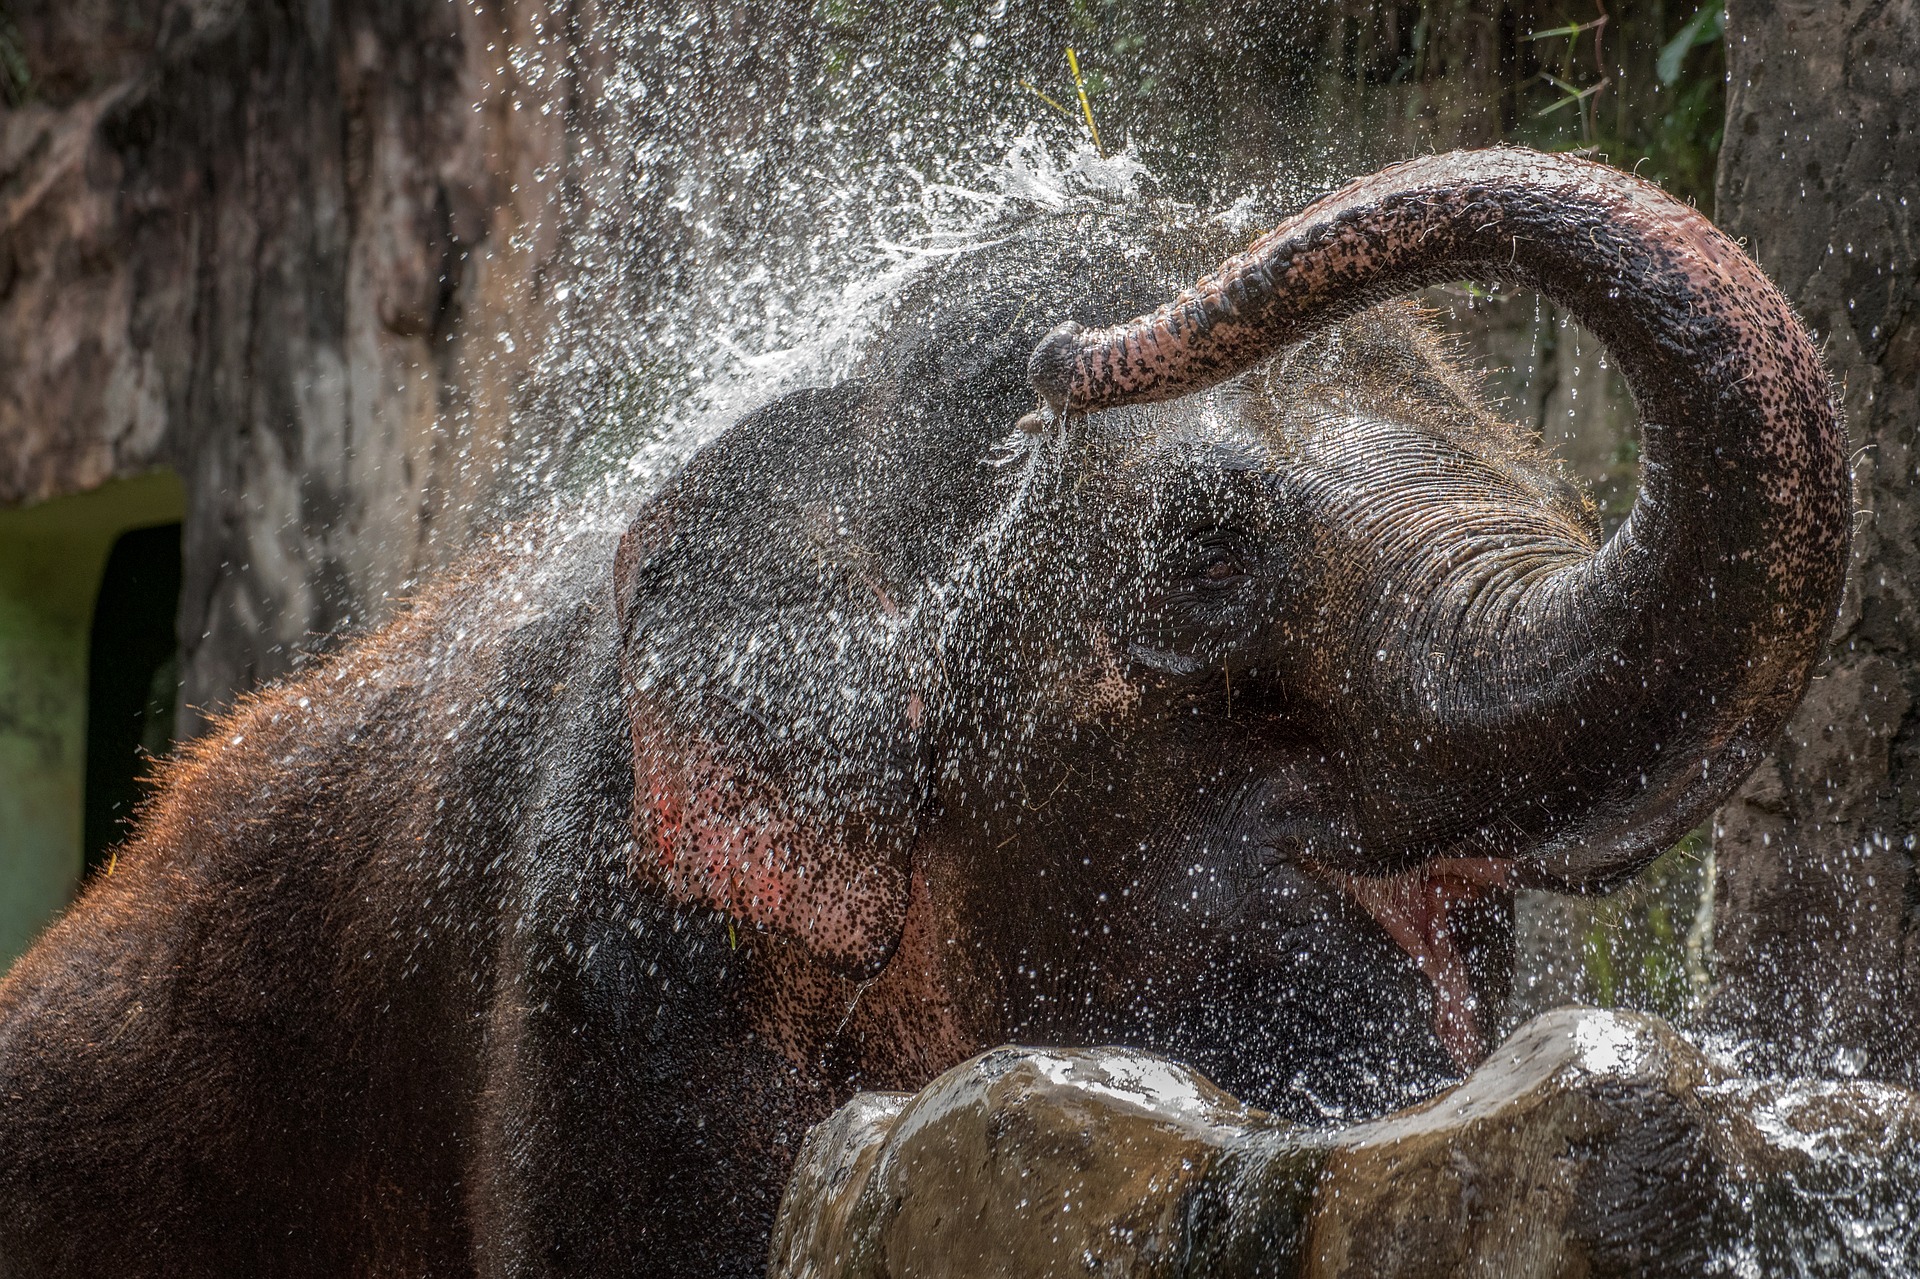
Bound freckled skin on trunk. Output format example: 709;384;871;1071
1032;149;1850;885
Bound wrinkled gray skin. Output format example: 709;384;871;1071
620;216;1546;1116
0;156;1845;1278
622;158;1841;1131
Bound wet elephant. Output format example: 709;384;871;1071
0;150;1847;1277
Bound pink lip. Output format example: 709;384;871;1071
1324;858;1514;1072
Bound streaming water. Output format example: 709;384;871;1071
423;6;1905;1272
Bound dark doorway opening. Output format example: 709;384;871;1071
83;523;182;874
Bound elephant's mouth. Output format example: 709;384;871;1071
1324;857;1514;1071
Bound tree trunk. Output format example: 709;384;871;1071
1;0;579;730
1708;0;1920;1083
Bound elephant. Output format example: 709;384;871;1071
0;149;1847;1277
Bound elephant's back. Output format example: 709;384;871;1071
0;510;636;1276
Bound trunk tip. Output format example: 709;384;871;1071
1029;321;1085;413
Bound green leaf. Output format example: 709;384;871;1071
1657;2;1726;87
0;4;32;107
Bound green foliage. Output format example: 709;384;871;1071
785;4;1720;219
1657;1;1725;86
1575;831;1714;1020
1477;3;1728;213
0;3;31;108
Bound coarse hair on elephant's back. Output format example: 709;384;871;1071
89;521;614;896
0;515;636;1270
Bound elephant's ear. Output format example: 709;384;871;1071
614;385;933;979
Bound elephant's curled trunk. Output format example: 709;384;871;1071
1034;149;1849;883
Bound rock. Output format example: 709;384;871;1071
772;1048;1271;1279
1708;0;1920;1088
769;1009;1920;1278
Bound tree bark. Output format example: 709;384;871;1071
0;0;843;732
1;0;578;731
1709;0;1920;1082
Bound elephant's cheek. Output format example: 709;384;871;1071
1336;858;1514;1071
635;741;797;923
627;727;907;976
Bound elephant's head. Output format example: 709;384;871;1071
613;150;1848;1114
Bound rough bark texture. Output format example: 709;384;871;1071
1708;0;1920;1083
1;0;576;732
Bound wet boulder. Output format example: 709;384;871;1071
768;1008;1920;1278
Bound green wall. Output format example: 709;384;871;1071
0;472;184;970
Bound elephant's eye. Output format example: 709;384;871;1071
1190;533;1250;591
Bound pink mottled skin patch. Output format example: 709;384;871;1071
742;865;986;1088
635;736;795;931
629;715;909;979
